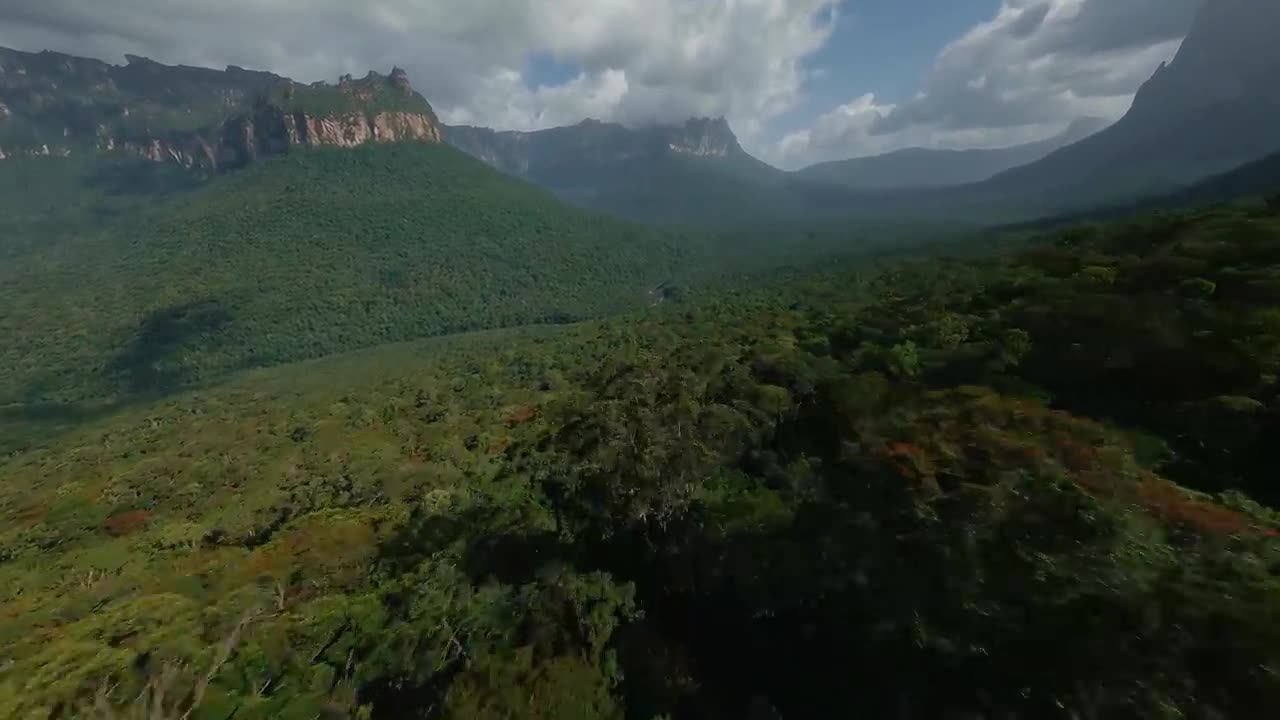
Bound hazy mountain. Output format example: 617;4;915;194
1017;149;1280;231
0;46;443;169
977;0;1280;211
440;0;1280;227
444;117;771;180
796;117;1108;190
443;118;832;225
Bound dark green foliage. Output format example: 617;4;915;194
5;31;1278;716
0;141;968;420
4;203;1280;718
0;143;685;405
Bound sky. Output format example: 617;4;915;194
0;0;1206;169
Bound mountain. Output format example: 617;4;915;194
1008;148;1280;233
0;45;929;407
443;117;963;227
0;47;443;169
0;142;686;405
444;117;822;225
443;0;1280;227
797;117;1107;190
445;116;762;177
978;0;1280;210
1157;150;1280;207
0;47;698;404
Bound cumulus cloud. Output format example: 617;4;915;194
772;0;1204;169
0;0;1212;169
0;0;836;148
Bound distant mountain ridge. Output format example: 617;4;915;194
444;116;778;188
443;116;797;224
0;47;443;169
797;117;1108;190
445;116;750;170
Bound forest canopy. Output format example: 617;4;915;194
2;201;1279;718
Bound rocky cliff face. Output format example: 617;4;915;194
662;117;741;158
1129;0;1280;117
215;103;442;169
0;47;443;169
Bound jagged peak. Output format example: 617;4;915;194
335;66;419;96
552;115;736;138
683;115;731;130
663;116;742;157
124;53;159;66
1131;0;1280;111
389;66;413;94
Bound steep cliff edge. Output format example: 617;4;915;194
1130;0;1280;115
984;0;1280;203
0;48;442;169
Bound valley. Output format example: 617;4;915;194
5;202;1280;718
2;0;1280;718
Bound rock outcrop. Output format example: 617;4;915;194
0;46;443;170
663;117;740;158
215;104;443;169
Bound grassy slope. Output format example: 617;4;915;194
0;143;685;405
2;206;1279;718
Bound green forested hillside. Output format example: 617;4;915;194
0;144;685;406
3;203;1279;718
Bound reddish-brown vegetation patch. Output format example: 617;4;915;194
14;502;51;526
102;509;152;537
506;405;539;425
1133;473;1259;537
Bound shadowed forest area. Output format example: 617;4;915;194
4;201;1280;718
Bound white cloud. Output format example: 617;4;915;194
0;0;836;151
771;0;1204;169
0;0;1211;169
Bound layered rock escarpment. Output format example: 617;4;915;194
0;48;443;169
213;102;443;169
